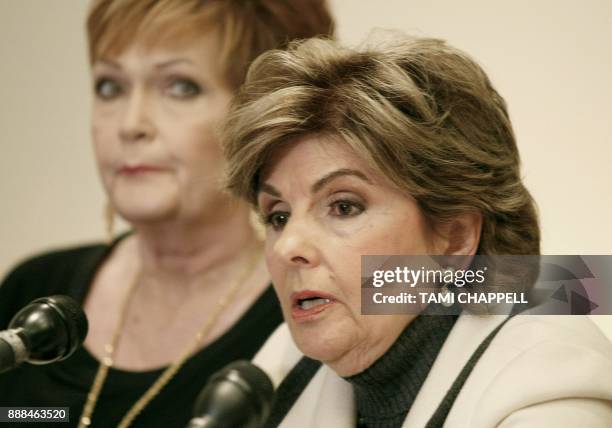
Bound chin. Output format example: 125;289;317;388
112;192;179;224
289;322;353;368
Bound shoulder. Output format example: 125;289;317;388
498;313;611;352
7;243;106;278
449;314;612;427
1;242;106;290
0;242;106;327
486;314;612;374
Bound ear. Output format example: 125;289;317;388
436;211;483;257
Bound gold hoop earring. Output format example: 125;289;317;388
104;202;115;244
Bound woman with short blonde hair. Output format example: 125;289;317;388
0;1;334;427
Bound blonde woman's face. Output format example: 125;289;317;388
258;136;442;376
91;33;234;225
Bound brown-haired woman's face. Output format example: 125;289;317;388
91;33;233;225
257;135;444;376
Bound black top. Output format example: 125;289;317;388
345;305;457;428
0;241;283;427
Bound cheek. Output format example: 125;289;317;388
362;207;433;255
169;96;230;153
91;104;121;150
315;234;363;315
265;238;285;288
173;121;224;168
333;255;362;305
91;124;114;166
389;217;435;254
92;102;120;132
328;222;408;304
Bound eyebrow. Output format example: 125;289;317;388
312;168;371;193
258;168;372;200
94;59;121;69
259;183;282;198
94;58;194;70
153;58;195;69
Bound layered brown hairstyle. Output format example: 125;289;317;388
223;36;540;259
86;0;335;89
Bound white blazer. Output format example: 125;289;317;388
254;312;612;427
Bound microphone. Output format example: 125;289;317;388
0;295;88;374
186;360;274;428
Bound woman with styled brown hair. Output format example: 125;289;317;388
223;36;612;427
0;1;333;427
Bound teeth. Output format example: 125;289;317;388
300;298;331;310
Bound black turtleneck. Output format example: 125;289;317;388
344;305;458;428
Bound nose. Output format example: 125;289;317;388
119;87;155;143
272;219;321;268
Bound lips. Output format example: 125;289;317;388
118;164;167;176
290;290;336;323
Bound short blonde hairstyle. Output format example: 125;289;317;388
223;37;540;258
87;0;335;89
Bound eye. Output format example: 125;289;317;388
265;211;290;231
166;78;201;99
95;78;122;100
329;199;364;217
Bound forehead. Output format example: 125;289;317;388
265;135;352;172
93;31;227;80
261;135;386;189
98;27;218;60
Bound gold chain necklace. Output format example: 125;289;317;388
78;244;262;428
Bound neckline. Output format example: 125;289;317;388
56;233;276;380
79;285;276;377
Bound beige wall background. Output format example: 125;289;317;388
1;0;610;337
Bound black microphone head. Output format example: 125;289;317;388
211;360;274;404
192;360;274;428
42;295;89;354
9;295;88;364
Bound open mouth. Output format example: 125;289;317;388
297;297;331;310
291;291;336;322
